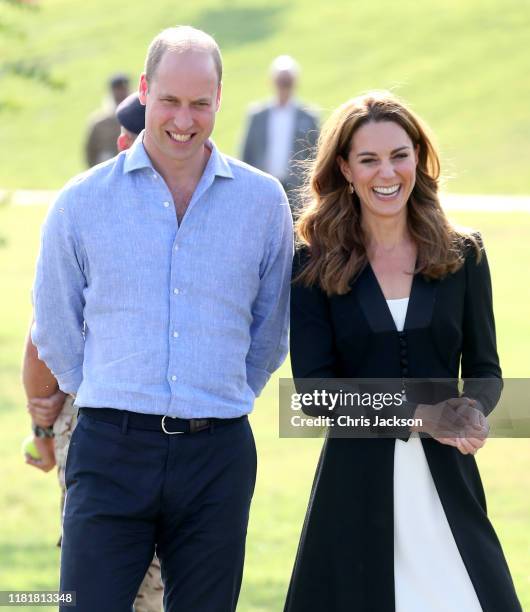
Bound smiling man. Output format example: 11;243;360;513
32;26;292;612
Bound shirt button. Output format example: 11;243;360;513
163;201;170;208
174;245;179;251
171;375;177;381
173;331;179;338
173;288;179;295
152;173;158;179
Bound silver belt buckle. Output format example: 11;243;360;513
161;415;185;435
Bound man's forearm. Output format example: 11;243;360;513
22;329;59;399
32;189;87;395
246;199;293;396
22;324;67;429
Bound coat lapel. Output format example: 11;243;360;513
354;264;437;332
354;264;396;332
404;273;437;330
258;108;270;166
287;105;303;163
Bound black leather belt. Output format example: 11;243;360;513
79;407;246;435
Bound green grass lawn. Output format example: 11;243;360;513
1;0;529;193
0;203;529;610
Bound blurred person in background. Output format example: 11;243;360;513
22;92;163;612
116;91;146;151
84;72;130;167
284;91;521;612
240;55;319;209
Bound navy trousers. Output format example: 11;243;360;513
60;411;257;612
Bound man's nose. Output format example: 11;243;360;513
172;107;194;131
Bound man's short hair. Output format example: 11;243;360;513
270;55;300;79
145;26;222;85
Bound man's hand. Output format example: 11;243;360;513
414;397;489;455
25;436;56;472
27;389;66;427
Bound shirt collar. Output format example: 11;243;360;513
207;139;234;179
123;131;233;180
272;98;296;111
123;130;152;173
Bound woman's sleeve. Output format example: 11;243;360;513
290;251;338;380
461;235;502;415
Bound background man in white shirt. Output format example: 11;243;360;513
241;55;319;209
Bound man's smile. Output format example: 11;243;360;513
167;131;195;143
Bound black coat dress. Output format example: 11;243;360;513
284;243;521;612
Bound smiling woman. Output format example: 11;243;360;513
284;91;522;612
338;122;417;218
295;91;479;297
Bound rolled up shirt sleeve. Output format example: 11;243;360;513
31;189;87;395
245;189;293;397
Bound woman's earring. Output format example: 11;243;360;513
348;182;355;194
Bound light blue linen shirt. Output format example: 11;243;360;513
32;135;293;418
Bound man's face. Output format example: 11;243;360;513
273;71;295;105
112;82;130;106
139;50;221;168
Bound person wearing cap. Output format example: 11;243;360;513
84;73;130;167
116;91;146;152
241;55;319;209
22;92;164;612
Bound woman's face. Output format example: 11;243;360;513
338;120;418;219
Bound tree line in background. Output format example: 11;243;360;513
0;0;64;113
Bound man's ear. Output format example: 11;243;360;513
139;73;148;105
215;82;222;112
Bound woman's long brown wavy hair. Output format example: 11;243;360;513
295;91;480;295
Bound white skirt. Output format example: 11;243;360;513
393;434;483;611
